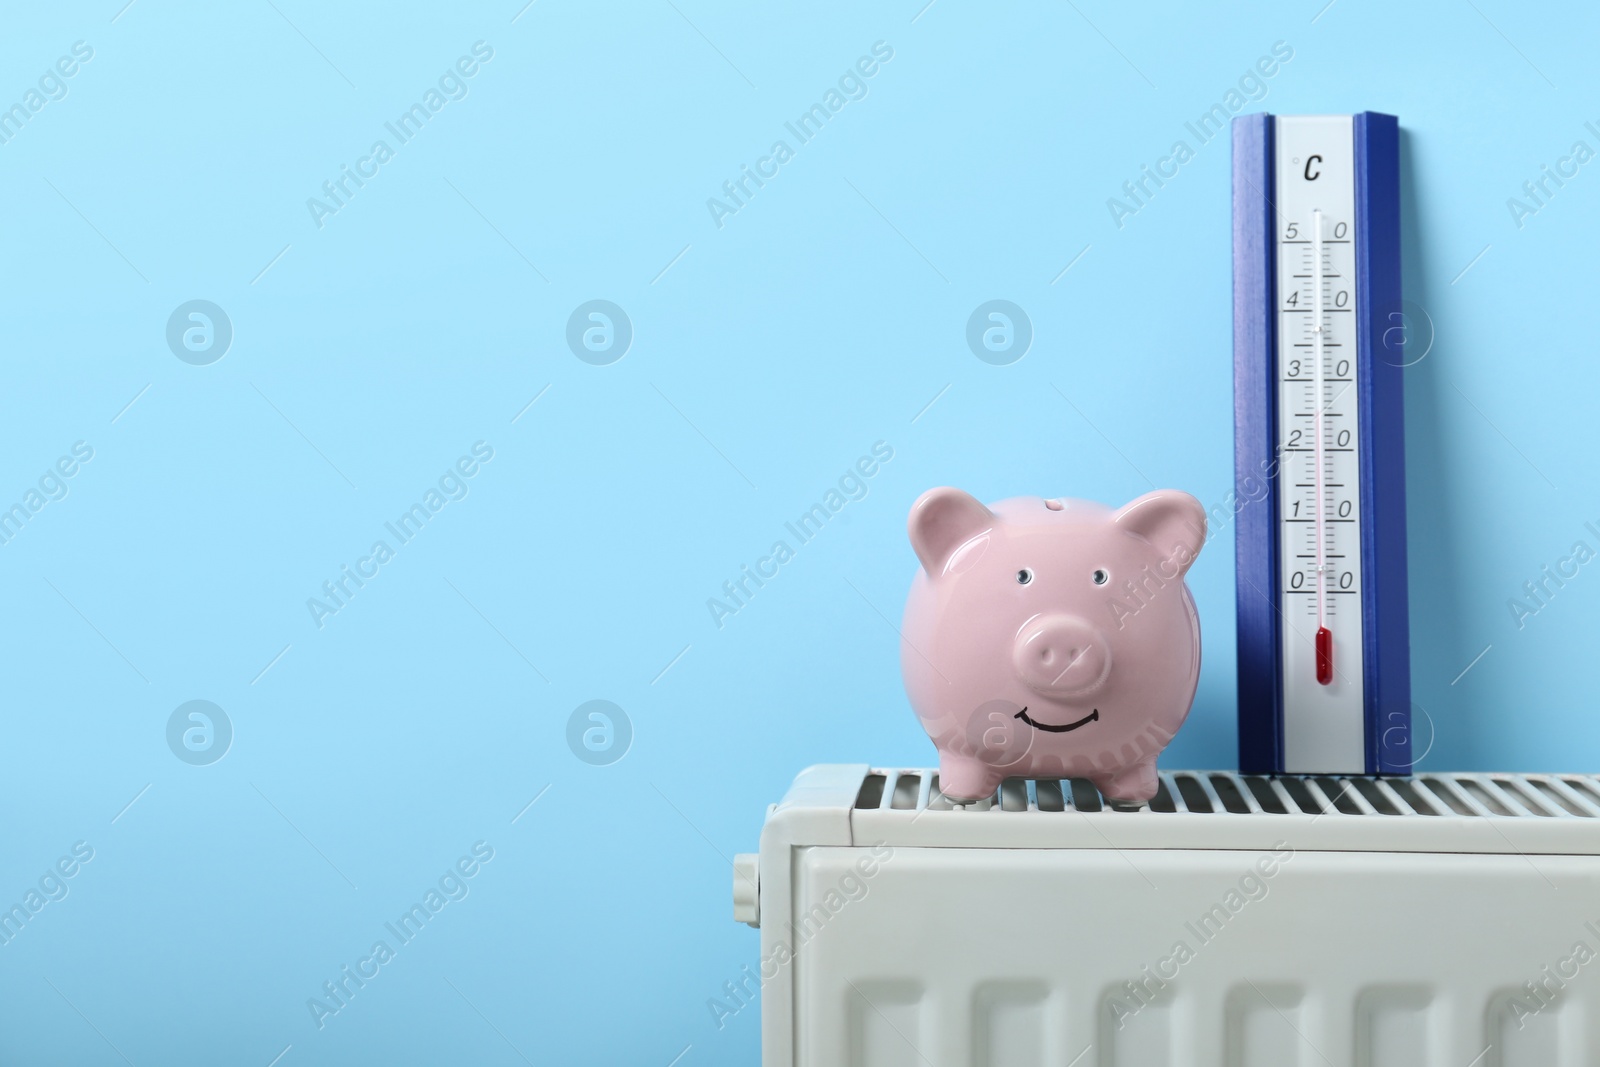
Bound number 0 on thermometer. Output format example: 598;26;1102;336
1232;113;1411;775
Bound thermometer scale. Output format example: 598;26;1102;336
1232;113;1411;775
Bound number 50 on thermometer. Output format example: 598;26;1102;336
1232;113;1412;776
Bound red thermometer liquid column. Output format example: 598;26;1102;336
1312;209;1333;688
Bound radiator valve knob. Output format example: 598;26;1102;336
733;854;759;927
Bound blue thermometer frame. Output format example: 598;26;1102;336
1232;112;1411;776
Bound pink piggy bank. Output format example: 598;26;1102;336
901;488;1206;805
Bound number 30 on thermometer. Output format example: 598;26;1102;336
1232;113;1412;776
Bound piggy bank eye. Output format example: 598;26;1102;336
1016;568;1034;585
1092;568;1110;585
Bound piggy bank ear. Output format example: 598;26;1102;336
1113;490;1206;576
908;487;994;576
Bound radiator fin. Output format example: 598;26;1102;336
1561;776;1600;811
1103;993;1173;1066
973;982;1047;1067
1490;987;1565;1066
846;980;923;1067
1225;983;1306;1066
1355;986;1432;1067
854;773;886;811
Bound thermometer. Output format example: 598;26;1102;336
1232;113;1412;775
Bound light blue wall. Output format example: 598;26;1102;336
1;1;1596;1062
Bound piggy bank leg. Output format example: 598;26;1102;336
1095;759;1159;806
938;755;1001;804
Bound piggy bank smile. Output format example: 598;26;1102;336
1014;706;1100;733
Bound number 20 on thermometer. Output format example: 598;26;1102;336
1232;113;1412;775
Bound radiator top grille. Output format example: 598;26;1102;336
854;770;1600;819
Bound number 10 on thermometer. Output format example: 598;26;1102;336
1232;113;1412;775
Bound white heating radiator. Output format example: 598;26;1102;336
732;764;1600;1067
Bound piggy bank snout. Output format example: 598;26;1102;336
1012;614;1111;696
